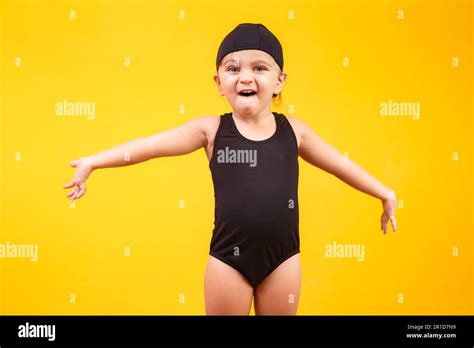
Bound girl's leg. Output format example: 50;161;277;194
204;255;254;315
253;253;302;315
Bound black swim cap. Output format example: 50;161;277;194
216;23;284;71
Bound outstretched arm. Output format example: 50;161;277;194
91;117;209;169
64;117;211;202
292;118;397;234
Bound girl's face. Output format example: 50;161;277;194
214;50;287;116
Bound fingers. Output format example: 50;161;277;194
65;183;86;202
72;190;78;201
67;187;77;198
70;183;86;201
66;159;85;202
381;213;397;234
381;213;387;234
76;183;86;199
64;162;77;189
68;187;77;202
390;216;397;232
70;188;79;202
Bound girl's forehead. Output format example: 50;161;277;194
222;49;275;66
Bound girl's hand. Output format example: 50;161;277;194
381;189;397;234
64;157;94;202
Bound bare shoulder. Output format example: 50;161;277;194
191;115;221;145
286;116;309;149
193;115;221;128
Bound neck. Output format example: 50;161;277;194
232;109;274;125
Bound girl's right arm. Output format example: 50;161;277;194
64;116;214;202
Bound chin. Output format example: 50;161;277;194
238;106;257;114
231;102;260;116
237;107;261;118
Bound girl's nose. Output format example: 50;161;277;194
238;69;255;83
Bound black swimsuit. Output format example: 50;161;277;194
209;111;300;288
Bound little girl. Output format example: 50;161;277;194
64;23;397;315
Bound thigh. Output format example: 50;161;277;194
254;253;302;315
204;255;254;315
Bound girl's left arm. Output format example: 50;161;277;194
290;118;397;234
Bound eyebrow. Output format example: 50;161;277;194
252;59;272;66
222;58;272;67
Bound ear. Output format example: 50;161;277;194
213;73;225;96
273;71;287;95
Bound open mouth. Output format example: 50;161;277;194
238;90;257;97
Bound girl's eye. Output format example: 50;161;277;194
226;65;268;72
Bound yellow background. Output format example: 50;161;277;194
0;0;472;314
